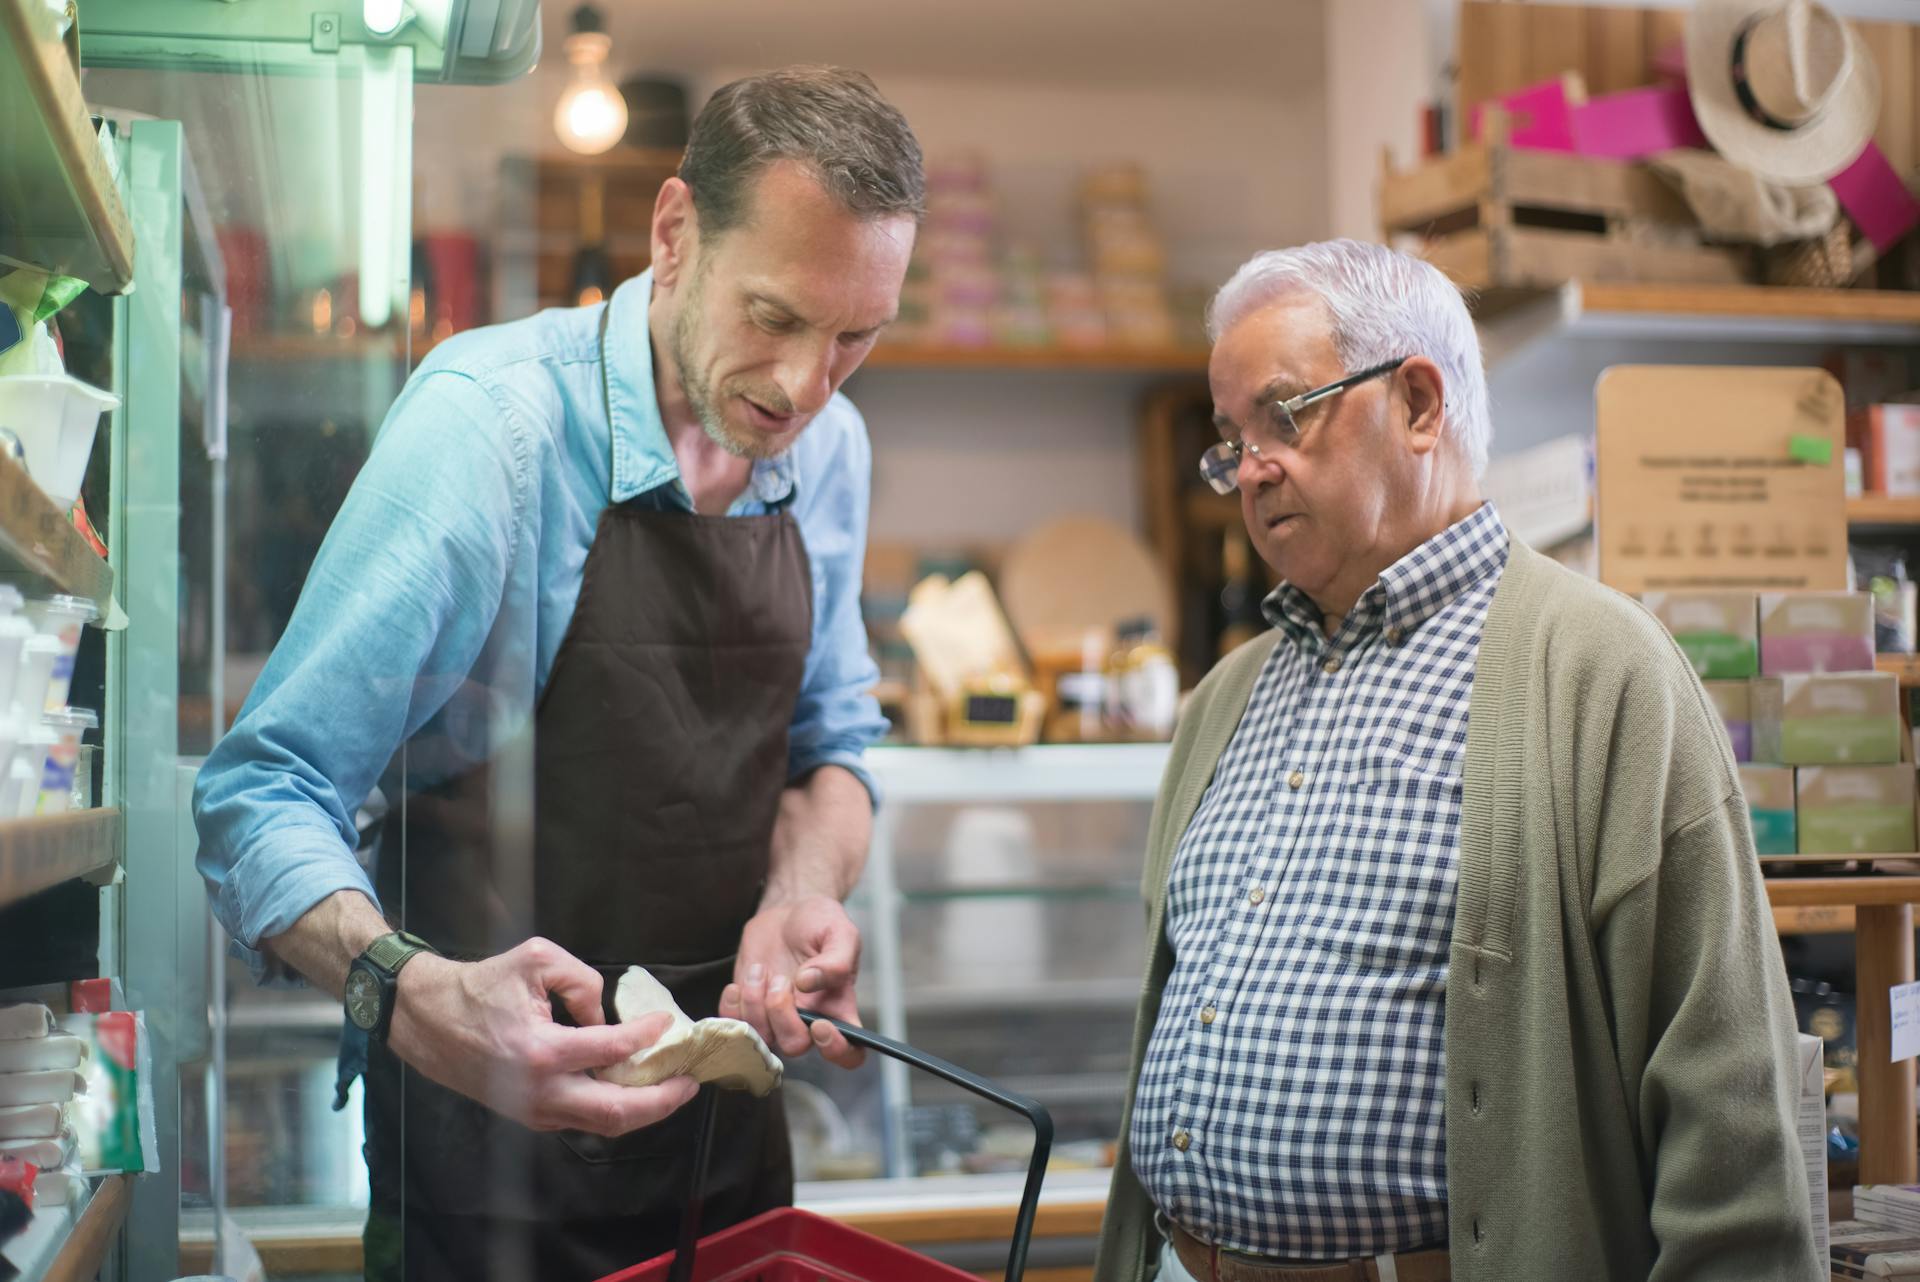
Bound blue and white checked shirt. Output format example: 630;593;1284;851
1131;502;1509;1260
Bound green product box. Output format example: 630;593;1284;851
1737;765;1796;856
1641;591;1759;679
1704;680;1753;762
1751;673;1902;765
1795;766;1916;854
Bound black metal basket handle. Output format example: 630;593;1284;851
667;1009;1056;1282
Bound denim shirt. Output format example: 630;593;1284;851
193;270;887;978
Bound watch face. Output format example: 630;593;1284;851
345;966;381;1032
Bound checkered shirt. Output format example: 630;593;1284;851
1130;502;1509;1260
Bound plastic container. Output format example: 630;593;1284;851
0;375;118;508
23;596;94;713
14;638;60;726
71;744;95;810
0;589;31;721
7;731;51;818
38;708;95;815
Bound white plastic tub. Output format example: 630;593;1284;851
0;374;118;508
24;595;95;712
37;708;95;815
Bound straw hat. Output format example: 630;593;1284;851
1686;0;1880;186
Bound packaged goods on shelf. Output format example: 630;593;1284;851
1641;590;1759;678
1853;544;1917;653
0;1103;65;1142
59;1011;154;1175
1760;591;1876;673
1704;680;1752;761
1753;673;1902;765
0;1006;53;1041
1797;1035;1829;1261
1831;1220;1920;1280
1849;404;1920;497
1794;765;1916;854
1856;1184;1920;1236
1739;765;1796;854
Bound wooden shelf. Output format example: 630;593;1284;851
861;343;1209;373
0;0;134;293
1578;281;1920;327
1475;280;1920;363
230;333;411;364
1763;876;1920;909
1772;904;1856;934
1849;495;1920;526
0;454;112;603
40;1174;128;1282
0;808;122;911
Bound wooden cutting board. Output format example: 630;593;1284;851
998;516;1174;656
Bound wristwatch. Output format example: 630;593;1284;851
344;930;438;1044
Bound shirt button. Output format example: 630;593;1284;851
1322;656;1341;674
1199;1004;1217;1025
1248;887;1266;905
1172;1130;1191;1152
1385;626;1403;644
1287;770;1305;789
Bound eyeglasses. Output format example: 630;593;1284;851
1197;357;1410;496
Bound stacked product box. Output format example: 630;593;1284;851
1644;589;1912;857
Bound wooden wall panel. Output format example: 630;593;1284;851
1458;2;1535;135
1863;21;1916;177
1527;5;1589;89
1584;7;1648;97
1642;8;1688;75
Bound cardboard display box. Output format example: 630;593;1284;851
1641;591;1758;679
1704;680;1752;762
1795;765;1916;855
1753;673;1903;765
1759;592;1876;674
1595;367;1847;595
1738;764;1796;856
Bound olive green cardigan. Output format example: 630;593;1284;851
1094;539;1820;1282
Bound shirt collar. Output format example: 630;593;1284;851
601;270;797;508
1262;502;1509;646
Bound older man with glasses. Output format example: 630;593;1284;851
1094;240;1818;1282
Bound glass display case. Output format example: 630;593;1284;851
797;744;1165;1195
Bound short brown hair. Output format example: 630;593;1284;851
678;66;926;237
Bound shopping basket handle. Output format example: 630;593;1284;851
798;1009;1056;1282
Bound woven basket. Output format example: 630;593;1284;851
1764;219;1872;287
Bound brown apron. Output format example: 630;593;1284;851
363;314;812;1281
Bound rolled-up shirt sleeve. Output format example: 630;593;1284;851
786;403;887;806
194;370;528;960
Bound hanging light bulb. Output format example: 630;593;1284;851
553;4;627;155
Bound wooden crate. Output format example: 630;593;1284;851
1380;108;1752;291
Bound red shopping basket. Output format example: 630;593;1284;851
598;1010;1055;1282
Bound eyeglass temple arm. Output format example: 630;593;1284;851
1282;358;1410;414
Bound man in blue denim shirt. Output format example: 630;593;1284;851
193;67;920;1278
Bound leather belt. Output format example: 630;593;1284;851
1170;1223;1451;1282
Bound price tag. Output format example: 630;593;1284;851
1891;980;1920;1063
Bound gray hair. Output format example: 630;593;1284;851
679;66;926;237
1207;240;1492;478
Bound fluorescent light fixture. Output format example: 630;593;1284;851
364;0;407;36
